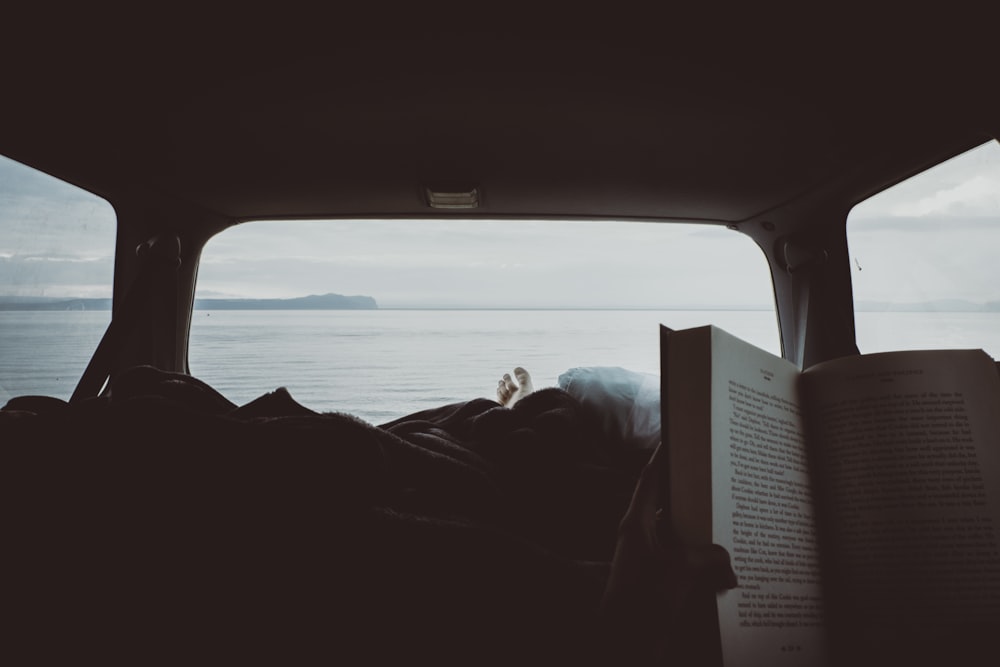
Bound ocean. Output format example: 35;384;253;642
3;309;1000;425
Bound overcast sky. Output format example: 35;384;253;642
2;140;999;308
848;140;1000;306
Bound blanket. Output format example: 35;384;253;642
2;366;652;665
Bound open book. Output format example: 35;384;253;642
662;324;1000;667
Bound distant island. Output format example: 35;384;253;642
195;293;377;310
0;293;378;311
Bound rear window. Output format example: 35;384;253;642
848;140;1000;357
191;219;779;423
0;154;116;403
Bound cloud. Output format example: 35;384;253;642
847;215;1000;233
0;155;117;296
194;218;775;307
850;140;1000;220
0;254;113;297
845;139;1000;306
889;175;1000;217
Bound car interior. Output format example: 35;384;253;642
2;9;998;665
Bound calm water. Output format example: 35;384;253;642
3;309;1000;425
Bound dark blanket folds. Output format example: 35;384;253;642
2;367;652;665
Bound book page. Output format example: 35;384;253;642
801;349;1000;664
669;325;829;667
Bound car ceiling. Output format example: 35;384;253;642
1;9;997;226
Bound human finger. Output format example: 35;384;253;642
684;543;739;592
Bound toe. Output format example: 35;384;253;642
513;367;533;391
497;378;511;403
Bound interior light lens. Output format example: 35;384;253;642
424;186;480;209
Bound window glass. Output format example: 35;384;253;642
848;140;1000;357
191;219;778;423
0;155;116;403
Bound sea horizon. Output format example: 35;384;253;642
3;295;998;313
5;308;1000;424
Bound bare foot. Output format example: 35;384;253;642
496;366;534;407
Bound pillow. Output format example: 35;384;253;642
557;366;660;450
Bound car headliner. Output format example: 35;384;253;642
1;11;997;227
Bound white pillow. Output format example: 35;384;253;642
557;366;661;450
